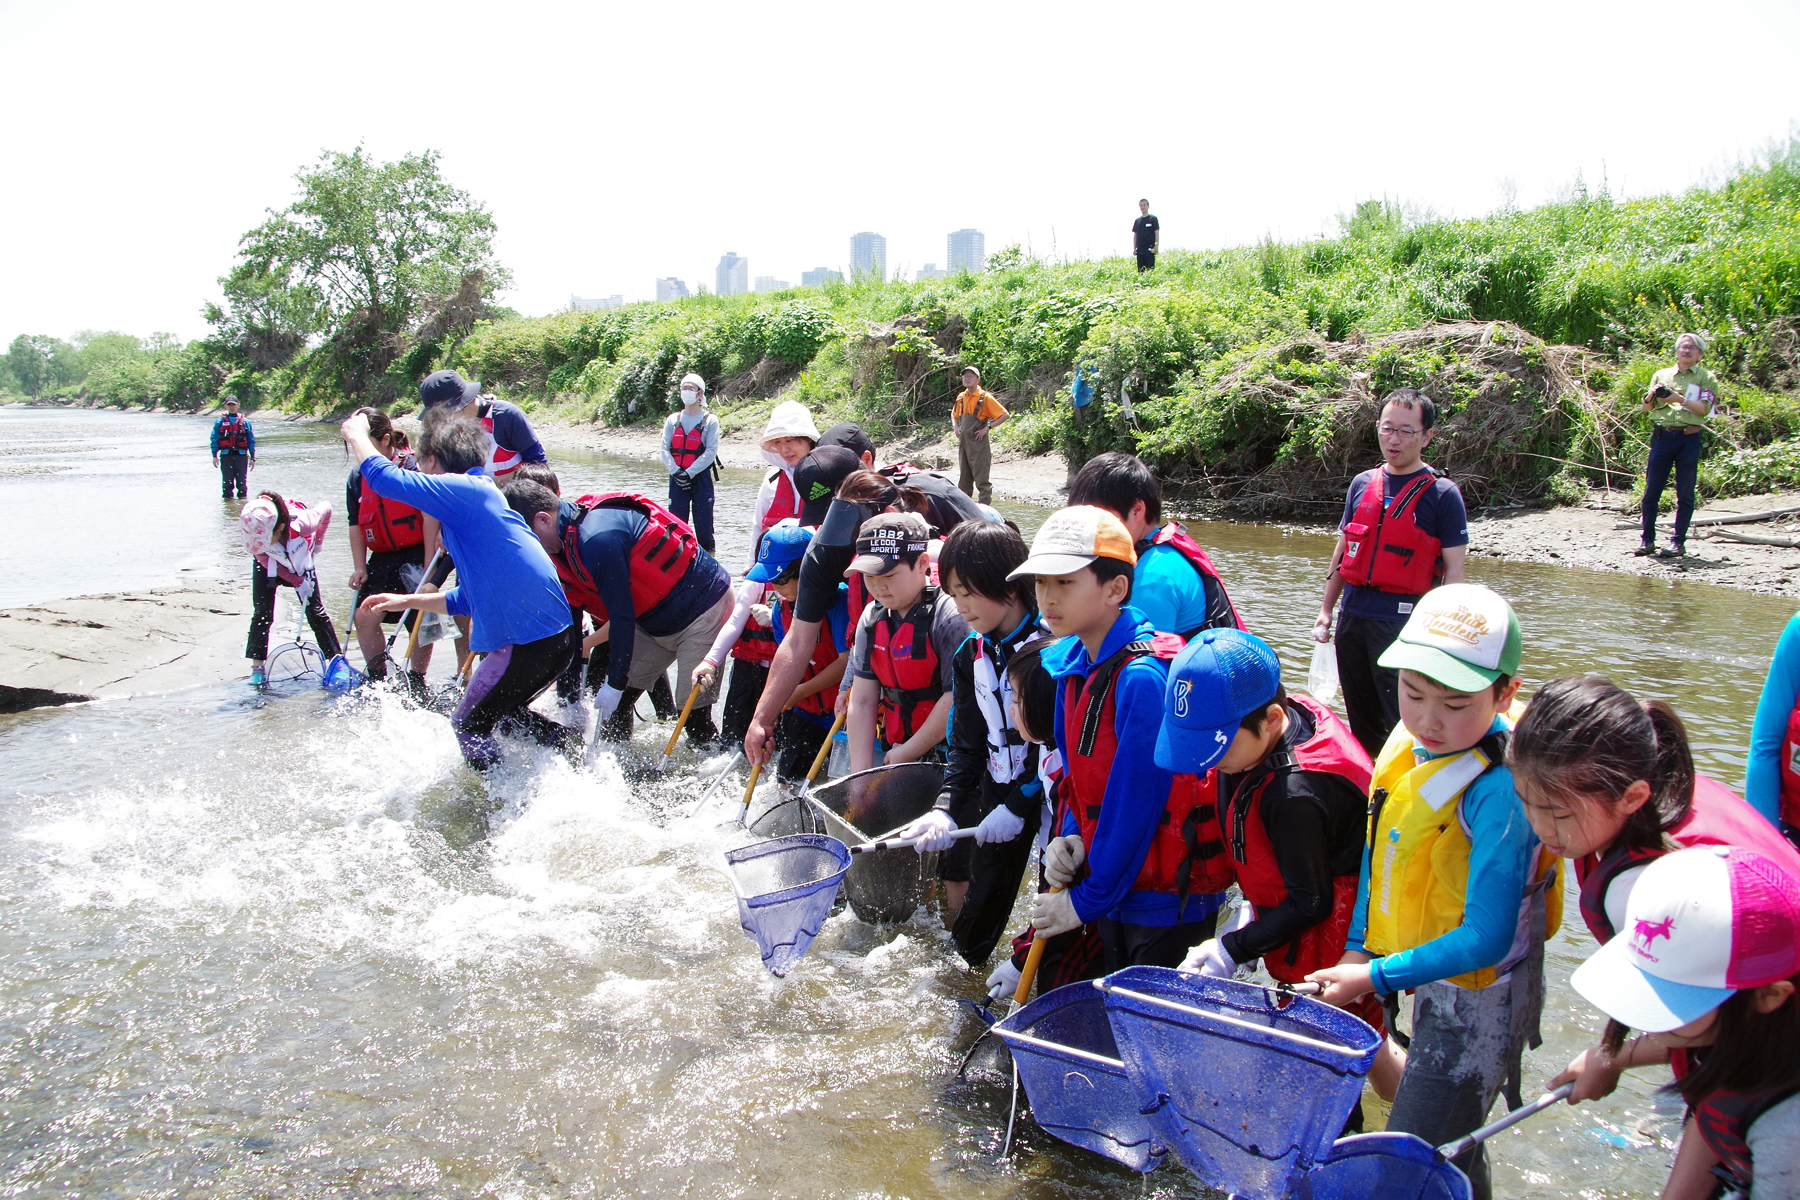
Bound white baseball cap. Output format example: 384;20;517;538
1007;505;1137;579
1571;845;1800;1032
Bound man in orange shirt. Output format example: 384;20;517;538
952;366;1008;505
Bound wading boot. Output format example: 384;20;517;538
650;672;678;720
598;687;644;743
404;671;430;704
686;708;720;751
1633;540;1655;557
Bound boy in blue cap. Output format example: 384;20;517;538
1155;628;1378;1030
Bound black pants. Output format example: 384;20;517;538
450;627;580;771
1135;249;1156;272
667;470;716;553
1641;425;1704;548
775;709;832;782
948;784;1042;966
1098;910;1219;972
1337;612;1407;759
247;561;340;661
219;455;249;498
720;658;768;749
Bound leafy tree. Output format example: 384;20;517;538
214;147;507;401
5;334;79;397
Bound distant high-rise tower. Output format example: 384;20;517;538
655;277;690;301
754;275;790;294
947;228;986;274
715;252;749;296
915;263;947;281
849;232;887;281
801;267;842;287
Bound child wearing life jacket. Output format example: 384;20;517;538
345;412;579;771
662;373;721;553
242;490;342;686
344;408;434;691
845;512;971;772
1306;583;1558;1200
1744;611;1800;849
1068;451;1243;637
1021;506;1233;971
1153;628;1379;1026
1506;676;1800;1108
1568;846;1800;1200
899;520;1043;965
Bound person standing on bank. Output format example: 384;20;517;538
1636;332;1717;559
661;373;721;553
1132;199;1160;272
1314;389;1468;759
952;367;1008;506
210;396;255;499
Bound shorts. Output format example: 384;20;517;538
354;550;425;624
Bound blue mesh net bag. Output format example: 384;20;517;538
724;834;851;977
1293;1133;1471;1200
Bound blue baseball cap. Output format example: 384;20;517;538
1154;629;1283;773
747;518;814;582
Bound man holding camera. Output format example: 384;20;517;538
1636;332;1717;559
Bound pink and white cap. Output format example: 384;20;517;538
240;497;281;559
1571;845;1800;1032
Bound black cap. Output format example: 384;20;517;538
816;422;875;463
794;445;864;526
419;369;481;408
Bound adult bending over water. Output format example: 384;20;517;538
1635;332;1717;559
342;410;579;771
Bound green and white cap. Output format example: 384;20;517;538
1376;583;1522;692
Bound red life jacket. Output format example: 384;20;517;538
556;492;699;622
1575;775;1800;943
867;587;944;746
1340;467;1445;595
1221;695;1374;982
478;400;522;478
1694;1085;1800;1196
357;468;424;553
670;419;707;471
763;469;801;528
217;413;250;451
1776;704;1800;830
1065;633;1234;914
1148;521;1247;634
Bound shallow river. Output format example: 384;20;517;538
2;406;1792;1199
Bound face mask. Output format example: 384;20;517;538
681;388;703;405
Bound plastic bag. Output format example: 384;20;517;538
1308;641;1341;707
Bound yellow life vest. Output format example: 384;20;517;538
1362;715;1562;990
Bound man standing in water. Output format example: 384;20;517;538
210;395;255;499
1132;199;1160;272
1313;389;1468;758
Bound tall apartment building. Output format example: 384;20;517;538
715;252;749;296
801;267;842;287
848;232;887;282
655;277;690;301
754;275;790;294
947;228;986;274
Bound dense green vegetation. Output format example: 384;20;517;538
12;140;1800;511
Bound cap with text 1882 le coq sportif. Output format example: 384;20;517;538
1572;845;1800;1032
1007;505;1136;579
845;511;931;577
1376;582;1521;693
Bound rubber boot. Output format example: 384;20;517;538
650;672;678;720
686;707;719;750
599;687;643;742
404;671;430;704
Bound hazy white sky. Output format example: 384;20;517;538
4;0;1798;347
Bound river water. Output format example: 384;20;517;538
2;406;1792;1199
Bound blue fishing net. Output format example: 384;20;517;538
724;835;850;977
1295;1132;1471;1200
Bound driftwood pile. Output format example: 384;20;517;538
1615;503;1800;548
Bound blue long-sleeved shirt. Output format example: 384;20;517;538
1745;611;1800;827
1048;608;1227;927
1345;717;1538;992
561;500;731;690
210;413;255;455
358;454;569;653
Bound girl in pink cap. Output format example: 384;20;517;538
1567;845;1800;1199
241;490;341;686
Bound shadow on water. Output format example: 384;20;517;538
0;409;1789;1197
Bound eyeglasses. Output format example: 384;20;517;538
1378;423;1423;439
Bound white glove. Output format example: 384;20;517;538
1043;835;1086;888
975;804;1026;846
986;957;1022;1002
1030;888;1081;937
899;808;957;853
1180;937;1237;979
1228;900;1256;934
597;683;625;723
749;603;772;626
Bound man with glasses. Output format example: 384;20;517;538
1313;389;1468;757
